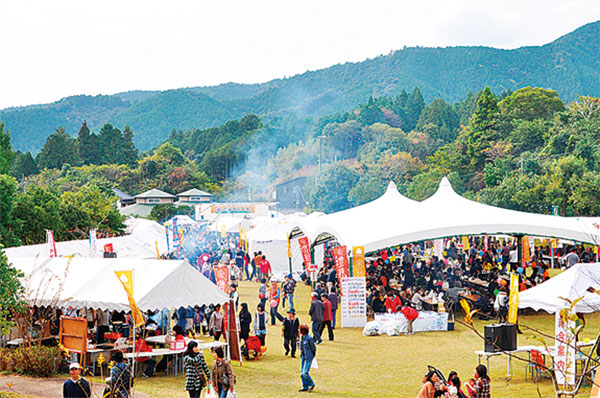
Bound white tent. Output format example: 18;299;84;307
11;257;229;311
293;178;600;255
3;218;168;260
246;220;304;276
208;215;253;233
519;263;600;313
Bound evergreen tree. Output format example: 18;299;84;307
122;125;139;165
10;151;38;179
404;88;425;131
36;127;79;170
0;122;15;175
416;98;460;143
77;121;98;165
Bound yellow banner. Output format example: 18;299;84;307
114;271;145;328
287;234;292;258
462;236;470;251
508;273;519;324
551;238;558;249
221;224;227;238
352;246;366;277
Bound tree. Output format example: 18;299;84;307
0;122;15;175
76;121;97;165
149;204;193;223
0;175;20;247
13;186;65;244
404;88;425;131
416;98;460;144
0;250;26;336
36;127;79;170
306;162;359;213
10;151;38;179
322;120;365;160
499;87;564;121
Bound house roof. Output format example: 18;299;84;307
112;188;134;200
119;204;156;217
134;188;176;199
177;188;212;197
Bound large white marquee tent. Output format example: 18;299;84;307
519;263;600;313
290;178;600;255
11;257;229;311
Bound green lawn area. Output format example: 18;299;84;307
124;279;596;397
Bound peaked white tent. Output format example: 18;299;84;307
293;178;600;255
519;263;600;313
11;257;229;311
3;218;168;260
246;219;304;275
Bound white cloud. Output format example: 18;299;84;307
0;0;598;109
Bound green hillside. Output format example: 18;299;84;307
1;21;598;152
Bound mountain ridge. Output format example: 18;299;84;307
2;21;598;153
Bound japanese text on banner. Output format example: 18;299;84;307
298;236;312;270
332;246;349;280
352;246;365;277
114;271;145;327
508;273;519;324
214;266;230;294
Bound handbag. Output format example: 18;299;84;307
206;384;217;398
310;358;318;369
226;389;237;398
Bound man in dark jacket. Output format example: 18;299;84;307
299;324;317;392
308;292;324;344
282;309;300;357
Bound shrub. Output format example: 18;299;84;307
11;346;60;377
0;348;14;372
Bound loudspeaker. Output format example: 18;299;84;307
484;324;503;352
502;323;517;351
484;323;517;352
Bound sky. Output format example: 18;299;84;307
1;0;599;109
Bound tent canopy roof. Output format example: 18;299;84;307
519;263;600;313
293;178;600;254
12;257;228;311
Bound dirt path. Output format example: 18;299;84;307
0;374;151;398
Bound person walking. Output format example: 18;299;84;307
183;341;211;398
320;293;334;341
238;302;252;342
283;273;297;312
209;304;224;341
258;278;268;309
260;255;272;280
282;308;300;357
269;280;285;325
309;292;324;344
254;304;268;345
211;346;235;398
63;362;91;398
328;287;339;329
299;324;317;392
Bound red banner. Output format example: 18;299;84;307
298;237;313;270
332;245;349;280
47;230;57;257
213;266;230;293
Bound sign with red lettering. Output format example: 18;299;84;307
332;246;349;280
298;237;313;270
555;307;576;386
213;266;230;294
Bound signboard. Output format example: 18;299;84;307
352;246;365;277
340;277;366;328
298;236;313;270
59;316;88;354
211;204;255;214
47;230;57;258
555;308;576;386
332;246;349;280
434;239;443;258
522;236;530;264
508;273;519;324
552;205;559;216
214;266;230;294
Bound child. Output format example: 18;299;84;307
254;304;267;345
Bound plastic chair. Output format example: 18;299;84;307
525;350;549;381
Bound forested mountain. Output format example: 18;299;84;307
1;21;598;153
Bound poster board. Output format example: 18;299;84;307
341;277;366;328
59;316;88;355
555;307;576;386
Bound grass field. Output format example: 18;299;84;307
120;277;598;398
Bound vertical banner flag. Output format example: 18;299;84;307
164;223;170;252
484;235;489;252
340;277;367;328
287;234;292;259
298;237;312;270
89;229;97;258
213;266;230;293
434;239;443;258
352;246;366;277
155;241;161;259
332;246;350;280
172;218;180;248
508;273;519;324
462;236;470;251
555;307;576;386
179;230;184;248
114;271;145;327
47;230;57;257
221;224;227;238
522;236;530;265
